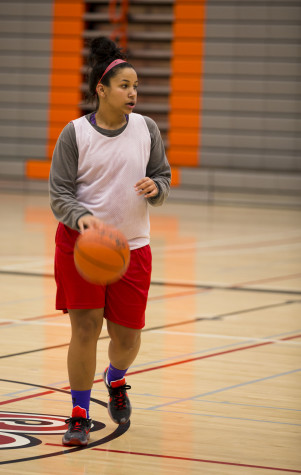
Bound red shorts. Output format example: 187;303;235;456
54;223;152;329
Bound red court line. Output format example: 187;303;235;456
94;332;301;383
91;448;301;473
0;312;63;328
1;333;300;407
0;289;207;329
24;312;62;322
282;334;301;342
44;445;301;473
0;390;54;406
1;271;299;329
148;287;209;301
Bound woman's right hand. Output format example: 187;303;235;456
77;214;105;233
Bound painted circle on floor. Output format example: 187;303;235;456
0;380;130;465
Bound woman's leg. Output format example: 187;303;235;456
103;320;141;425
62;308;104;446
106;320;141;370
68;308;104;390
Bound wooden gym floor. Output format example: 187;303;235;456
0;191;300;474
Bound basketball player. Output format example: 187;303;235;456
49;37;171;445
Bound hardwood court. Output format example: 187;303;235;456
0;192;300;474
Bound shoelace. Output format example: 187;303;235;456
65;417;90;432
110;384;131;410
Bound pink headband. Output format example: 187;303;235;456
96;59;126;90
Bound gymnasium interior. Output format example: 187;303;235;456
0;1;300;473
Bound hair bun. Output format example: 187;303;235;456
89;37;126;66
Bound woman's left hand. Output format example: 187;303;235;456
134;177;159;198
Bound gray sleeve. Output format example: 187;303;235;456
49;122;92;230
143;116;171;207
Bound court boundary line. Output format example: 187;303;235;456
151;279;301;296
148;367;301;411
0;300;299;359
107;332;301;384
0;269;300;295
2;328;299;400
151;329;301;345
91;448;301;473
0;400;129;466
1;332;300;407
92;448;301;473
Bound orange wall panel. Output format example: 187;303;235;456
168;0;206;169
170;94;201;111
50;90;81;106
173;40;203;56
171;166;181;187
26;0;84;179
54;2;83;18
53;20;83;36
175;4;205;21
170;112;200;129
51;73;81;87
168;149;198;167
49;107;80;125
172;59;203;75
52;37;82;53
26;161;51;180
174;22;205;39
170;76;201;93
51;55;82;71
48;125;67;141
169;131;200;147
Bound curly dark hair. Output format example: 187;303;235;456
87;37;134;107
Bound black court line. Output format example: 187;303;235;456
0;269;300;295
151;280;301;296
0;299;299;360
0;379;99;401
0;270;54;278
0;379;129;465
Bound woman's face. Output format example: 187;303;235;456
101;67;138;115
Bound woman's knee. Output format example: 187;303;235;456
107;321;141;351
69;309;104;344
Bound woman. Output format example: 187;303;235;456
49;36;171;446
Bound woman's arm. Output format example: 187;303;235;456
49;122;92;230
143;116;171;207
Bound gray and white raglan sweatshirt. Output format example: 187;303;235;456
49;112;171;250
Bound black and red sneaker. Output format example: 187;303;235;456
103;368;132;425
62;406;92;446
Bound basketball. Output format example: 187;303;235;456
74;225;130;285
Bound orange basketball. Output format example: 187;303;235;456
74;225;130;285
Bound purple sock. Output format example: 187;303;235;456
107;363;128;385
71;389;91;418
